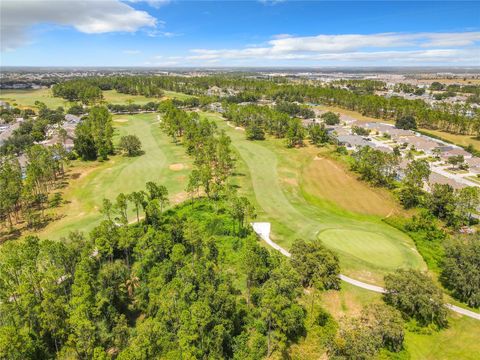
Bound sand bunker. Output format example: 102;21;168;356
169;163;185;171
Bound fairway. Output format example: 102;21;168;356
204;112;425;284
37;113;192;240
0;88;67;109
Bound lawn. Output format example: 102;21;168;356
36;113;192;241
203;112;425;284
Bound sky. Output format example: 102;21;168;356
1;0;479;67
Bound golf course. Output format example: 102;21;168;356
36;113;192;240
203;112;425;284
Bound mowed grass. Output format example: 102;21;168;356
37;113;192;240
203;112;425;284
0;88;67;109
0;88;194;109
321;283;480;360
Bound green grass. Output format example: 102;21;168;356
37;113;192;240
202;112;425;284
0;88;194;109
0;88;67;109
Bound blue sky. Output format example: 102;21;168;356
1;1;479;67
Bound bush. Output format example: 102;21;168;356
118;135;142;156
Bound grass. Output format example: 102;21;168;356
0;88;194;110
0;88;67;109
36;113;192;240
203;112;425;284
320;281;480;360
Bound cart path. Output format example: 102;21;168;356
251;222;480;321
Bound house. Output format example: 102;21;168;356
336;135;373;150
428;172;466;190
402;136;441;154
65;114;81;124
0;122;20;146
438;146;472;160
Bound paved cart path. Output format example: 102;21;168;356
251;222;480;321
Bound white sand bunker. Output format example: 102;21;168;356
114;118;129;123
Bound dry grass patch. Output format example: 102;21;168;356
114;118;129;123
301;155;403;217
169;163;185;171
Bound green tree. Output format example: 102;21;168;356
384;269;447;328
118;135;142;157
441;237;480;308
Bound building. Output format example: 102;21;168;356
336;135;373;150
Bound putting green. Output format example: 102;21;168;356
319;228;411;270
202;112;426;284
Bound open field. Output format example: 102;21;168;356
203;112;425;284
0;88;194;109
0;88;67;109
316;104;480;151
36;113;192;240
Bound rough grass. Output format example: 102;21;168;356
321;282;480;360
202;112;425;284
36;113;192;240
302;154;403;217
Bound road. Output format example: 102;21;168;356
251;222;480;321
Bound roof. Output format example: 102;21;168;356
429;173;466;190
337;134;372;148
402;136;440;151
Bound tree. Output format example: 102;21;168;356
384;269;447;328
426;183;456;221
321;111;340;126
447;155;465;170
285;118;305;148
395;115;417;130
455;186;480;226
118;135;142;157
308;123;330;146
0;156;23;228
399;159;430;208
259;259;305;356
441;237;480;308
245;122;265;140
74;106;113;160
128;191;145;222
290;239;340;290
329;304;404;358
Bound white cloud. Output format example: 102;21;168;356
1;0;158;51
185;32;480;65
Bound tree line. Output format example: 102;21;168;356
52;75;480;136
